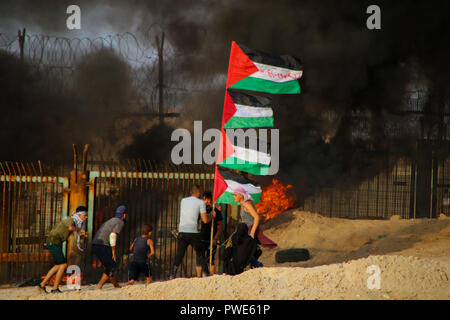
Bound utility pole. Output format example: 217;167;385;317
18;28;26;62
155;32;165;125
120;32;180;122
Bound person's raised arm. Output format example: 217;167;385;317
243;201;260;239
200;212;212;223
130;239;136;252
147;238;155;259
73;226;87;237
200;200;214;223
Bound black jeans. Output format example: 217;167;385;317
173;232;205;268
92;243;116;277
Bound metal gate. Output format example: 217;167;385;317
0;160;215;285
83;161;215;283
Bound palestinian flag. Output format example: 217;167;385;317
222;90;274;129
226;41;303;94
213;166;262;204
217;129;271;175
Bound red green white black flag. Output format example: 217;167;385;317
226;41;303;94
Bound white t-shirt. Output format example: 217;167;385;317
178;196;207;233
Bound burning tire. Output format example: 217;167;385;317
275;248;310;263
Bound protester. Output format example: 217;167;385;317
92;205;127;289
38;206;88;293
223;222;259;275
127;224;155;285
233;187;277;267
170;185;215;279
233;187;277;248
200;191;222;275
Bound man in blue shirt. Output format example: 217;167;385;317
170;185;215;279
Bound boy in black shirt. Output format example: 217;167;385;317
128;224;155;285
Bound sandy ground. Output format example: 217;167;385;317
0;210;449;300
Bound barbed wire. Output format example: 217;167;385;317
0;31;183;111
0;32;164;67
0;30;226;113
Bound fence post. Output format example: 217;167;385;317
0;162;8;253
67;145;89;268
409;159;417;219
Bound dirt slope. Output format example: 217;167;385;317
0;210;448;300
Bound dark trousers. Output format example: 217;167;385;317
173;232;205;268
199;239;217;274
92;244;116;277
128;260;152;280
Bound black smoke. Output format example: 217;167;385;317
157;0;450;197
0;48;143;161
1;1;449;198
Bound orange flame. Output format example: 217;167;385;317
92;259;102;268
40;275;70;285
255;178;296;221
41;274;84;285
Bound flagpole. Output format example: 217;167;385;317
209;203;214;275
210;166;219;275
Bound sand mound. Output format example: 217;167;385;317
260;210;450;268
1;255;448;300
1;209;449;300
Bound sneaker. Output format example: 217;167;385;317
37;284;47;294
50;288;62;293
250;260;264;269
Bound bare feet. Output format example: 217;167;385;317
110;276;121;288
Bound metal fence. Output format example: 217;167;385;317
435;156;450;217
0;161;68;285
302;156;450;219
1;156;448;285
0;160;216;285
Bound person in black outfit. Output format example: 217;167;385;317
223;223;261;276
200;191;223;275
